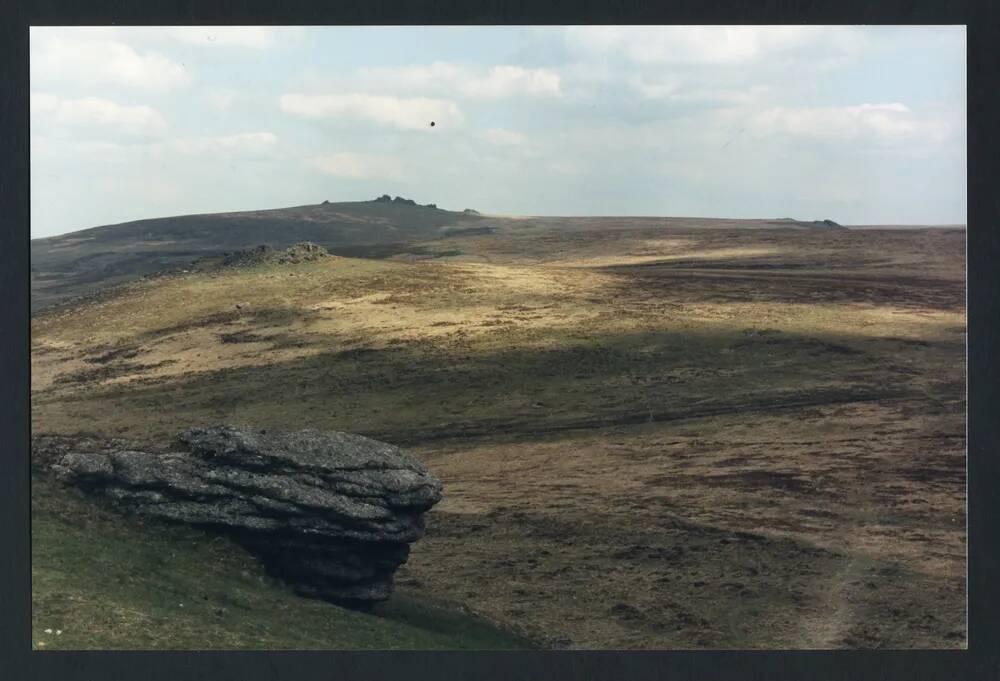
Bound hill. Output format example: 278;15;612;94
32;475;533;650
31;222;966;649
30;198;487;311
30;199;852;312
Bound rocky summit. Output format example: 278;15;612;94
39;425;443;604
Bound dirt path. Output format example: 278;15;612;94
795;555;865;648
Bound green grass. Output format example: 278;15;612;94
31;476;535;650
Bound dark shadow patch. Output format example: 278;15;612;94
899;465;966;485
731;334;864;357
60;324;917;448
55;360;177;385
440;226;497;238
660;470;814;494
143;310;243;338
597;266;965;313
142;307;323;341
219;331;267;344
85;346;144;364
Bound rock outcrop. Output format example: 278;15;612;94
38;425;443;605
769;218;847;231
222;242;330;267
191;242;331;270
371;195;439;209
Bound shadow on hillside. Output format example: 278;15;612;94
39;322;965;448
594;263;965;312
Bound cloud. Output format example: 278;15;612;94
166;26;281;49
565;26;868;65
309;152;404;180
628;75;768;106
356;61;561;99
168;132;278;155
749;103;954;143
31;93;168;137
206;88;238;111
669;87;769;106
29;91;60;115
627;75;683;99
481;128;527;145
279;93;462;130
31;130;279;164
547;160;586;175
30;32;190;91
459;65;561;98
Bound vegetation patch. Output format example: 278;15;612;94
31;476;535;650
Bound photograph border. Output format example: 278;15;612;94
3;0;997;678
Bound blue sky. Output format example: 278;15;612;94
30;26;966;238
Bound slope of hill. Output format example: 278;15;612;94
30;200;853;312
30;199;487;311
31;223;966;649
32;475;534;650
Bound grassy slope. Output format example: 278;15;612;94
31;224;967;649
30;200;487;311
31;236;964;446
29;204;859;312
32;476;533;650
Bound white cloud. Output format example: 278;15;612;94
356;61;561;99
279;93;463;130
166;26;281;48
168;132;278;155
31;93;168;137
481;128;527;145
565;26;868;65
31;130;278;163
628;75;768;106
144;178;183;202
749;103;954;143
461;65;561;98
669;87;769;106
358;61;462;91
309;152;404;180
29;92;60;115
627;74;683;99
206;88;238;111
30;33;190;91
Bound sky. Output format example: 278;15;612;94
30;26;966;238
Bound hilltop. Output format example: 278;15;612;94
30;197;856;311
30;197;485;311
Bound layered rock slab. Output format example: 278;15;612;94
38;425;443;604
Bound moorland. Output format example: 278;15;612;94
31;199;966;649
